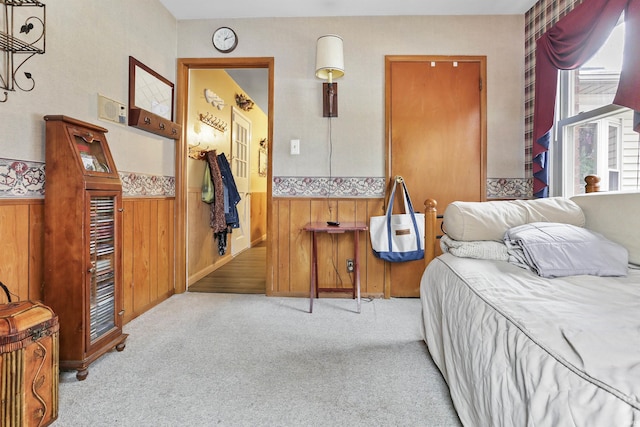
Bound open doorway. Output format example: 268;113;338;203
175;58;273;294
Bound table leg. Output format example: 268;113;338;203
354;230;361;313
310;231;318;313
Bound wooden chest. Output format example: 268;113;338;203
0;301;59;427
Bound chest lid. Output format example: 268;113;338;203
0;301;58;352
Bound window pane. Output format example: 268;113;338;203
609;171;619;191
573;123;598;194
554;20;637;197
570;23;624;115
608;124;618;169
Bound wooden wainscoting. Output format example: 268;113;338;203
122;198;175;324
251;191;267;245
0;199;44;303
270;198;387;298
3;197;175;323
187;187;230;285
2;195;387;317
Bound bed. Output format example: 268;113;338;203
419;190;640;426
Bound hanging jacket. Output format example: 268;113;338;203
205;150;226;233
217;153;241;228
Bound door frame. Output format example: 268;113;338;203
175;57;274;294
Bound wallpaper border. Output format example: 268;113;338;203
0;158;529;200
0;159;45;198
120;173;175;197
273;176;532;199
486;178;532;199
0;158;175;198
272;176;386;198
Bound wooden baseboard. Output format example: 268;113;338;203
188;255;232;286
251;235;267;247
124;290;174;324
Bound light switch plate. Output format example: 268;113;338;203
290;139;300;155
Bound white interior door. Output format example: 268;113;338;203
230;107;251;256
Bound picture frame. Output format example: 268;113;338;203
258;148;267;177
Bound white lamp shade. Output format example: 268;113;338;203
315;35;344;82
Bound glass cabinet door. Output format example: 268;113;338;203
87;193;119;344
66;126;118;178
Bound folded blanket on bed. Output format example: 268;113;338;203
440;235;509;261
504;222;628;278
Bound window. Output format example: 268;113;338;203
558;110;625;195
553;20;639;196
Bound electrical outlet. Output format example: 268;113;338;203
346;259;354;273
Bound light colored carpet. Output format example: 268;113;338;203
56;293;461;426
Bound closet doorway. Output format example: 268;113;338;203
385;56;487;297
176;58;274;294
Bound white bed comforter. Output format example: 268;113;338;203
420;253;640;427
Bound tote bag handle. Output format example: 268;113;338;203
385;179;422;253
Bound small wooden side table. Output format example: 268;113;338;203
303;222;368;314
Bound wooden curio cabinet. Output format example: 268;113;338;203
43;115;127;381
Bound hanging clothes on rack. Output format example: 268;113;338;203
217;152;241;229
205;150;225;232
205;150;227;251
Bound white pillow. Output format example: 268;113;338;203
443;197;585;241
571;191;640;265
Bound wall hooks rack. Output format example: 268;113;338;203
199;112;228;133
0;0;46;103
188;142;208;160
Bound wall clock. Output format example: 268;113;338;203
212;27;238;53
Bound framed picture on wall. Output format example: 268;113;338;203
258;148;267;177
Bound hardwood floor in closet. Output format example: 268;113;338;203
188;242;266;294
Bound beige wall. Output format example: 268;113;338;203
177;15;526;179
2;8;526;183
1;0;178;177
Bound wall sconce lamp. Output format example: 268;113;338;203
315;35;344;117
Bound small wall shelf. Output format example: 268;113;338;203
128;56;181;140
129;107;181;139
0;0;46;103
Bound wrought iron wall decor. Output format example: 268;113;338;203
0;0;46;103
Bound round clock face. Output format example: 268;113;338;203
212;27;238;53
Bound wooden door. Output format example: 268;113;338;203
386;56;486;297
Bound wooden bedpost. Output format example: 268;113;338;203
585;175;600;193
424;199;437;266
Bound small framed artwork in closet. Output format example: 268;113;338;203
258;148;267;177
